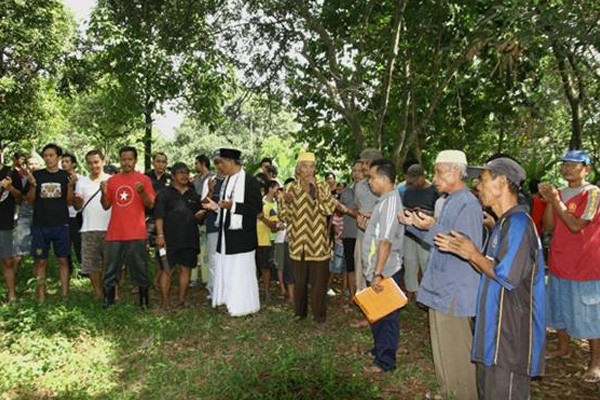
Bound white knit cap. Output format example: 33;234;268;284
435;150;467;166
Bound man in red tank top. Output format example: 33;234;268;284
539;150;600;383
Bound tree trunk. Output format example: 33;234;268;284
144;102;153;172
568;104;582;150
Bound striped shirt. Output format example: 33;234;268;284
472;205;546;377
279;180;336;261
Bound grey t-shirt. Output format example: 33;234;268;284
355;178;379;239
339;186;357;239
362;189;404;281
193;172;215;197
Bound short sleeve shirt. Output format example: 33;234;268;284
362;189;404;281
32;169;70;227
0;166;23;230
76;174;111;232
549;184;600;280
472;206;546;377
105;172;156;241
257;198;278;246
154;186;202;250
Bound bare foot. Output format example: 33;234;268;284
363;365;385;374
350;319;369;328
582;365;600;383
545;347;570;359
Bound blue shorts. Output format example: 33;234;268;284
31;225;71;260
547;274;600;340
329;242;346;274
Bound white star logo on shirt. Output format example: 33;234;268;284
115;185;134;207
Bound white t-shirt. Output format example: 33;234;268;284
76;173;112;232
68;173;83;218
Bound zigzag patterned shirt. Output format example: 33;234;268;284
279;180;337;261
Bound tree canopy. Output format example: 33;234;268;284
2;0;600;183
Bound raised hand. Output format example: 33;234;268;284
434;230;478;261
413;211;436;230
218;199;233;210
100;181;108;195
134;182;145;193
357;213;369;230
397;210;415;226
202;197;219;211
538;182;560;204
0;176;12;189
68;172;78;187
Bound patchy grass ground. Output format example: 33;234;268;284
0;258;598;400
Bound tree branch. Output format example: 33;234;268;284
373;0;406;149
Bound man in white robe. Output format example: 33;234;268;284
205;148;262;316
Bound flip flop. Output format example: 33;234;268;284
582;370;600;383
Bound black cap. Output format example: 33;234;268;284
468;157;526;187
103;165;118;175
171;162;189;174
213;148;241;161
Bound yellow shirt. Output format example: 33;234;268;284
257;198;278;246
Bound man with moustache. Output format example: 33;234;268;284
101;146;156;309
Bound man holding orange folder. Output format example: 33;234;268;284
358;159;405;373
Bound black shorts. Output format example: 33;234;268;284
255;246;274;270
166;248;198;269
342;238;356;273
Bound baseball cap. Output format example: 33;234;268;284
468;157;526;187
435;150;468;166
562;150;591;165
360;148;383;161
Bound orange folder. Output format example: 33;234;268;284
354;277;408;324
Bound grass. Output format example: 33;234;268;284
0;257;437;400
1;257;598;400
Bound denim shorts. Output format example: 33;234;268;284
547;274;600;340
329;242;346;274
0;230;14;259
13;214;33;256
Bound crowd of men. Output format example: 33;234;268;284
0;142;599;400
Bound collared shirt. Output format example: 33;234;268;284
339;185;357;239
145;170;171;193
411;187;483;317
279;180;336;261
362;189;404;281
472;205;546;377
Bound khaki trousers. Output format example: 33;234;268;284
429;309;478;400
354;237;366;291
